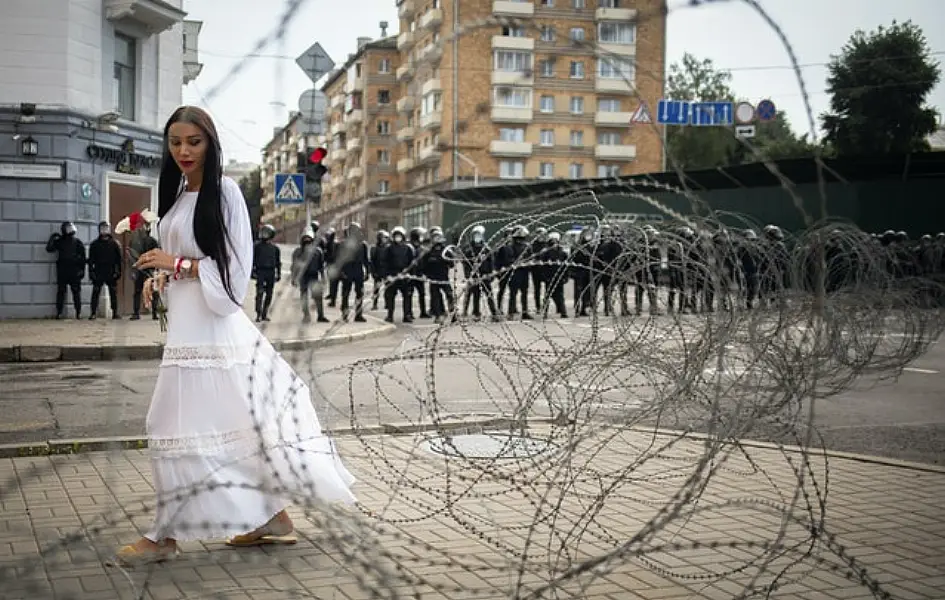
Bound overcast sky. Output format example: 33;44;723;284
180;0;945;164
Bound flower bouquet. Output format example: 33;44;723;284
117;210;169;332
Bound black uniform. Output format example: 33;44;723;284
461;240;499;319
129;228;160;320
46;223;86;319
252;240;281;321
505;234;532;318
571;234;595;316
87;233;122;319
323;231;340;306
370;236;390;310
291;239;328;323
382;239;415;322
339;238;370;321
421;241;455;320
536;240;568;318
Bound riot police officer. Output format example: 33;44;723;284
46;221;86;319
87;221;122;320
252;224;281;322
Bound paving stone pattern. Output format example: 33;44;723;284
1;428;943;599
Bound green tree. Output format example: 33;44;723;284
665;53;737;170
821;20;941;156
665;53;815;169
238;168;263;228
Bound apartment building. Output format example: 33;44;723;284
316;37;403;235
259;112;308;228
310;0;665;233
0;0;193;318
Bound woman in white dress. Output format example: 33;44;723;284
112;106;356;566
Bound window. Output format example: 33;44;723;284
421;92;441;114
598;165;620;178
539;162;554;179
113;33;136;119
403;203;432;230
569;163;583;178
539;129;554;146
377;120;391;135
378;180;390;194
569;61;584;79
569;28;584;42
499;160;525;179
494;50;532;73
599;0;619;6
378;58;391;73
347;92;363;111
569;130;584;147
377;149;391;164
598;57;635;81
598;98;620;112
572;0;585;8
494;87;531;108
540;0;553;5
540;26;555;41
569;96;584;114
540;95;555;113
539;59;555;77
597;131;620;145
502;26;525;37
598;22;636;44
499;128;525;142
377;90;391;104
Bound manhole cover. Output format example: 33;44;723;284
424;432;554;459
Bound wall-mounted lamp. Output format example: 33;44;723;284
20;135;38;156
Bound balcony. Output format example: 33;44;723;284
397;158;415;172
331;147;347;162
396;96;414;113
397;31;415;51
345;137;362;152
491;35;535;52
420;111;442;130
398;0;415;18
595;77;634;94
493;0;534;17
345;109;364;126
330;121;344;136
491;106;533;123
595;144;637;161
421;78;442;96
491;70;533;86
418;145;441;164
396;63;414;81
346;167;364;180
419;8;443;30
104;0;185;33
595;111;632;127
348;77;364;92
596;7;637;21
599;42;636;57
396;126;416;141
419;43;443;63
331;94;345;109
489;140;533;157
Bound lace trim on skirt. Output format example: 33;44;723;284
161;344;260;369
149;428;263;458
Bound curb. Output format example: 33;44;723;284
0;416;550;459
0;321;397;363
623;425;945;475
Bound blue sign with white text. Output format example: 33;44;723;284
690;102;734;126
274;173;305;205
657;99;691;125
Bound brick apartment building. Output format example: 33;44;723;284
311;0;666;234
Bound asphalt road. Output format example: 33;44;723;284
1;312;943;465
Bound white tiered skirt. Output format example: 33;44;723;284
143;280;355;542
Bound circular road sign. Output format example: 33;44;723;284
735;102;755;124
756;99;777;122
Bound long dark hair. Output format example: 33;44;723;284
157;106;239;305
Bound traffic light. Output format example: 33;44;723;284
298;147;328;205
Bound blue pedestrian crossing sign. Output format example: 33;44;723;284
274;173;305;205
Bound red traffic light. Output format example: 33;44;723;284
309;147;327;163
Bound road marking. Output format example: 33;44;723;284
903;367;939;374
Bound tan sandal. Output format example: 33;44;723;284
106;543;179;567
225;532;298;546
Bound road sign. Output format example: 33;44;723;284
296;42;335;84
298;90;327;135
756;99;777;122
630;102;652;124
735;102;755;124
657;99;691;125
275;173;305;205
690;102;733;126
735;125;756;139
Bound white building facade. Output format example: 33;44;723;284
0;0;196;318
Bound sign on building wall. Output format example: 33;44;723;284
86;138;161;175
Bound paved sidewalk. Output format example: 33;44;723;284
0;427;943;599
0;277;394;362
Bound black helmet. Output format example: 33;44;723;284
259;224;276;240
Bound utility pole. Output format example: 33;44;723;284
451;0;460;188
